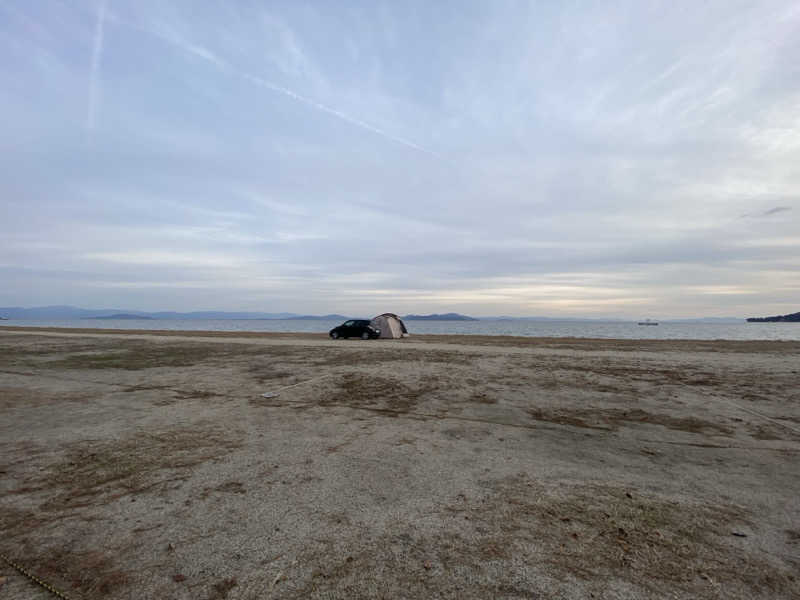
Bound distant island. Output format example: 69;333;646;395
0;306;303;320
86;314;155;320
746;311;800;323
403;313;478;321
0;306;750;323
291;314;351;321
0;306;483;321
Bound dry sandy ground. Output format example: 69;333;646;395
0;327;799;599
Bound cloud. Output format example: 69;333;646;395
761;206;792;216
87;0;107;131
1;2;799;316
740;205;793;218
81;250;240;269
237;71;443;159
121;16;442;159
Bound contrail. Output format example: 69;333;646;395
87;0;107;131
237;72;441;158
137;24;441;159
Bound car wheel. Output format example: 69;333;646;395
331;331;339;339
361;331;370;340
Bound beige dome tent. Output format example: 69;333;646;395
370;313;409;339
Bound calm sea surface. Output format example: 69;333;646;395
2;319;800;341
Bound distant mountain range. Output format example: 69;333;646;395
0;306;479;321
403;313;478;321
746;311;800;323
291;314;351;321
0;306;308;320
0;306;747;323
88;314;155;320
486;316;745;323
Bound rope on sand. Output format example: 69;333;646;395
261;374;336;398
678;381;800;437
1;552;73;600
724;400;800;436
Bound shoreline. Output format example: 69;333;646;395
3;324;800;352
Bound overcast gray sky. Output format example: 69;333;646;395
1;1;798;317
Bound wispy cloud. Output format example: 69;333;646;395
237;71;442;159
741;205;793;218
87;0;107;131
761;206;792;216
83;250;240;268
126;19;441;159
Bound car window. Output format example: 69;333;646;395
344;320;354;326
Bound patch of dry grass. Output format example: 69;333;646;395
172;389;220;400
527;407;606;430
748;424;785;441
310;347;474;368
0;505;52;538
575;363;721;387
309;349;399;368
245;346;396;373
411;334;800;355
0;386;90;409
0;338;122;367
469;391;498;404
0;504;129;598
35;548;129;598
41;344;224;370
315;372;442;414
0;427;244;600
207;577;238;600
247;365;297;385
468;476;794;595
280;478;796;599
33;425;243;510
12;339;271;371
527;406;733;435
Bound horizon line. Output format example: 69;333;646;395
0;304;753;321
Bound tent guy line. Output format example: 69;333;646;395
261;374;336;399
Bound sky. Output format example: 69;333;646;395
1;1;798;318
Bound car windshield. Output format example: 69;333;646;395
343;321;354;326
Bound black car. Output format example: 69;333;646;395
329;319;380;340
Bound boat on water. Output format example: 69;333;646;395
637;319;659;326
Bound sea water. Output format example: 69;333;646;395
2;319;799;341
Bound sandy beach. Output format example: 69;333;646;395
1;327;799;599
